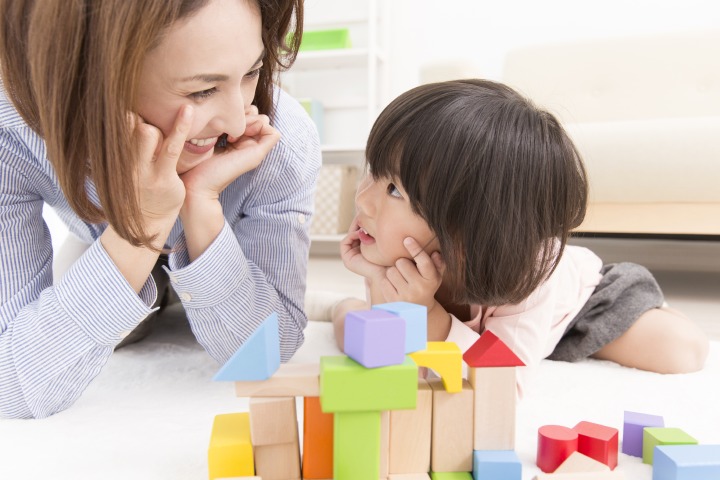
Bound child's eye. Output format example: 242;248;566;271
245;67;262;79
387;183;403;198
189;87;217;100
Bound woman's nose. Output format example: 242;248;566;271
215;90;250;138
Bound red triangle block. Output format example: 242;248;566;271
462;330;525;367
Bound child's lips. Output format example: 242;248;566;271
357;226;375;245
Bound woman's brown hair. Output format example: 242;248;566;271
366;79;588;306
0;0;303;247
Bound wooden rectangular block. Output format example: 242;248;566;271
388;474;431;480
235;363;319;397
389;379;432;474
249;396;298;446
255;442;301;480
429;378;473;473
468;366;516;450
302;397;334;479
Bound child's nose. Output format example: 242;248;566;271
355;175;376;215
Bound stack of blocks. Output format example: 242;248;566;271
207;303;528;480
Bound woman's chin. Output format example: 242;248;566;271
176;152;212;174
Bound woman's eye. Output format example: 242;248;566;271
245;67;262;79
189;87;217;100
387;183;403;198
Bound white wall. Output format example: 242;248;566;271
386;0;720;101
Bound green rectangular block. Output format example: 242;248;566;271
334;411;380;480
320;355;418;413
643;427;698;464
430;472;473;479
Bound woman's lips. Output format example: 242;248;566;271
184;137;218;155
357;226;375;245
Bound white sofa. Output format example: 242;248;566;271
501;30;720;236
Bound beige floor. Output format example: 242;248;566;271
307;237;720;341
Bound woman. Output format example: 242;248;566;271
0;0;320;418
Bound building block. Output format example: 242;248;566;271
254;442;301;480
344;309;406;368
319;355;418;413
380;410;391;478
573;421;619;470
537;425;579;473
429;378;474;473
334;410;381;480
235;363;319;397
473;450;522;480
249;396;297;446
409;342;463;393
653;444;720;480
622;410;664;457
642;428;697;465
373;302;428;353
430;473;473;480
555;452;610;473
389;475;431;480
468;366;516;450
208;412;254;480
462;331;525;367
389;379;433;474
302;397;333;479
534;471;626;479
213;312;280;381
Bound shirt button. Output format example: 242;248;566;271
298;214;306;224
179;292;192;302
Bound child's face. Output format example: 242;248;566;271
353;173;440;267
135;0;263;174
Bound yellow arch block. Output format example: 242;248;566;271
208;412;254;479
409;342;462;393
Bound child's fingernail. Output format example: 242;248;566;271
404;238;412;246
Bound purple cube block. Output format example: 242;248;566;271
344;309;406;368
623;410;664;457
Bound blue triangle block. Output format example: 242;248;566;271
213;312;281;381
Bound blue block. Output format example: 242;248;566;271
473;450;521;480
372;302;427;353
345;309;406;368
653;444;720;480
213;312;280;381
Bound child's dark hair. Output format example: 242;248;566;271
366;79;588;305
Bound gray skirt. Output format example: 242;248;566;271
548;262;664;362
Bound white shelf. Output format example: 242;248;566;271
309;234;345;256
292;48;376;71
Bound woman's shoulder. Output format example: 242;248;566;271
0;90;46;158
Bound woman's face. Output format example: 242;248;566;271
136;0;264;174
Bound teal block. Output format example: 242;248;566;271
334;411;380;480
653;444;720;480
319;355;418;413
373;302;428;353
473;450;521;479
213;312;280;381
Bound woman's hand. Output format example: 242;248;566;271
380;237;445;310
340;218;387;283
179;106;280;203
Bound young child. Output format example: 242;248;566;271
331;79;708;393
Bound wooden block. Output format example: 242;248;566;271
537;425;578;473
621;410;664;457
380;410;390;479
409;342;462;393
555;451;610;473
214;312;280;381
534;471;625;479
249;396;298;446
462;331;524;367
319;355;417;413
235;363;320;397
429;378;473;473
572;421;619;470
302;397;333;479
642;428;697;465
468;366;516;450
389;379;432;474
388;474;431;480
345;309;406;368
473;450;521;479
208;413;254;480
373;302;428;353
653;444;720;480
255;442;301;480
334;410;381;480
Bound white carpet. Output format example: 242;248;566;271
1;312;718;480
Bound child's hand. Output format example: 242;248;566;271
380;237;445;310
340;218;387;283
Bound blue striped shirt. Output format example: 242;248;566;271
0;87;321;419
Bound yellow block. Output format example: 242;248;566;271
208;412;254;480
409;342;462;393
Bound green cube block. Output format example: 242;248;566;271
643;427;698;464
320;355;418;413
430;472;473;480
334;411;380;480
